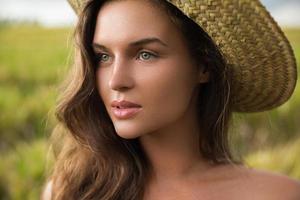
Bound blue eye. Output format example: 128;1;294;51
95;53;110;63
138;51;157;61
100;54;110;62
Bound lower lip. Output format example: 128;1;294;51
112;107;142;119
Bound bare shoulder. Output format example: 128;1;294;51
41;180;53;200
239;166;300;200
207;164;300;200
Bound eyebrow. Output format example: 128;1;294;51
129;37;168;47
92;37;168;51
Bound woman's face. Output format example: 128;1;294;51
93;0;208;139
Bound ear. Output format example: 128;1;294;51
198;66;210;83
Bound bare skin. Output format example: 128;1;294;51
144;164;300;200
92;0;300;200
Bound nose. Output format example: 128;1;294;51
109;58;135;91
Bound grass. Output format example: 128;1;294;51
0;139;53;200
0;25;73;149
246;137;300;179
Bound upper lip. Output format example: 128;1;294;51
111;100;142;108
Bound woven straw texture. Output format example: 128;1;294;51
67;0;297;112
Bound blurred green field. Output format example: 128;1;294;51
0;23;299;199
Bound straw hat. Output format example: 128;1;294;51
67;0;297;112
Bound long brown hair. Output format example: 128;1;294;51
49;0;235;199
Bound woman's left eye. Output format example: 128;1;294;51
138;51;157;61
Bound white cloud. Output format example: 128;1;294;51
261;0;300;27
271;4;300;27
0;0;77;27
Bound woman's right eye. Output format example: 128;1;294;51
95;53;110;63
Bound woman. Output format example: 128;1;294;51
44;0;300;199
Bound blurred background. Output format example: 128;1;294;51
0;0;299;199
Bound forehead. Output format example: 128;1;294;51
93;0;179;44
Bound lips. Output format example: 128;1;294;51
111;100;142;109
111;100;142;119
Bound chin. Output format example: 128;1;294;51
115;130;141;139
113;122;144;139
116;133;139;139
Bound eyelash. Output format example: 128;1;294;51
137;51;158;61
94;51;158;63
95;53;110;63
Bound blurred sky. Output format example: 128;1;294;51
0;0;300;27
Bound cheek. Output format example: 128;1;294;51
140;62;198;130
151;78;195;115
96;68;109;103
149;59;197;106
